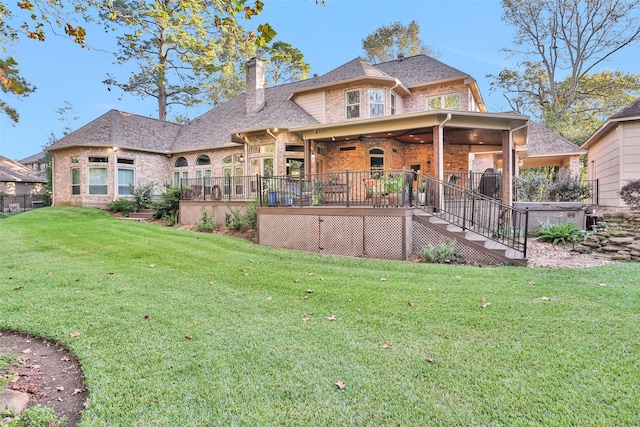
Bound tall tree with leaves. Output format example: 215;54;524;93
100;0;275;121
490;0;640;142
362;20;437;64
262;41;310;86
0;57;35;123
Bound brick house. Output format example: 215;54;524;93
48;55;546;209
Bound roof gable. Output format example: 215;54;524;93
610;97;640;120
526;121;585;156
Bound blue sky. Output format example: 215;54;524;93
1;0;638;160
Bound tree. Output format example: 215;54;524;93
262;41;310;86
362;20;438;64
490;0;640;141
99;0;275;121
0;57;35;123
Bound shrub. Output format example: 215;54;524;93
131;183;156;209
225;199;258;232
107;198;138;217
514;173;551;202
421;241;463;264
619;179;640;209
548;168;591;202
536;221;585;245
196;208;219;232
152;186;181;225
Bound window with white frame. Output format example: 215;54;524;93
118;168;134;195
71;168;80;195
426;93;460;110
346;89;360;119
390;92;396;115
88;167;108;195
369;89;384;118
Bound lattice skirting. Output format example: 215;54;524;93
412;221;502;264
258;213;405;259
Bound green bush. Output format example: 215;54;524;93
107;198;138;217
514;173;551;202
421;241;463;264
536;221;585;245
548;168;591;202
619;179;640;209
225;199;258;232
196;208;219;232
131;183;156;209
152;186;181;225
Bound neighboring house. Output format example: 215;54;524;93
581;98;640;209
19;151;49;175
0;155;48;196
47;54;577;209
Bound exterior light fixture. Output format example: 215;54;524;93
113;146;119;152
518;158;524;167
239;154;244;163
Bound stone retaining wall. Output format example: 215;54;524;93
573;212;640;262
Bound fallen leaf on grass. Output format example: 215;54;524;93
528;281;535;286
597;283;608;287
14;286;22;291
185;335;193;340
56;386;64;391
21;348;32;354
381;342;389;349
144;315;151;320
302;315;310;322
481;302;492;309
326;315;336;321
61;357;70;361
540;296;551;301
267;296;272;301
407;300;414;306
305;289;314;293
69;331;81;338
335;381;346;389
72;389;83;395
426;355;436;363
380;277;387;282
442;289;448;294
249;259;254;262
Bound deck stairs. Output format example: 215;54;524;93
413;210;528;266
119;209;155;221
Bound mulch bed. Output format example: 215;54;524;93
0;331;87;426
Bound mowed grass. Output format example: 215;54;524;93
1;207;639;426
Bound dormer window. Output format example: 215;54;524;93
426;93;460;110
346;89;360;119
369;89;384;118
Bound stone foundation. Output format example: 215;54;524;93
572;212;640;262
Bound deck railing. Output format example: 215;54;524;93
178;176;260;201
418;173;529;257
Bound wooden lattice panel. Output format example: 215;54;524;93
364;216;404;259
412;220;500;264
258;214;319;252
318;215;364;257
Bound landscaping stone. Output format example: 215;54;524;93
0;389;29;416
569;212;640;263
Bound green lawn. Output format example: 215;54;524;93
1;207;639;426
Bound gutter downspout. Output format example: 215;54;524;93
50;155;55;206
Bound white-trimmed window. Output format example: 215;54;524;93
88;168;108;195
346;89;360;119
71;168;80;195
390;92;397;115
369;89;384;118
426;93;460;110
118;168;134;195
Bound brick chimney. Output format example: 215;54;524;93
246;57;265;115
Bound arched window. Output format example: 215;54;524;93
196;155;211;166
370;148;384;174
174;157;188;167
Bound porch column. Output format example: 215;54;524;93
501;130;513;206
433;124;444;210
304;139;312;175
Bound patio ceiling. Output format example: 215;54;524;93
294;110;528;147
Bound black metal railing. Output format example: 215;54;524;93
417;173;528;257
0;194;50;213
178;176;260;201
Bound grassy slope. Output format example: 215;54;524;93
1;207;639;426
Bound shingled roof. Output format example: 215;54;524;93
0;155;47;183
375;55;469;87
47;110;182;153
610;97;640;120
526;121;585;157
